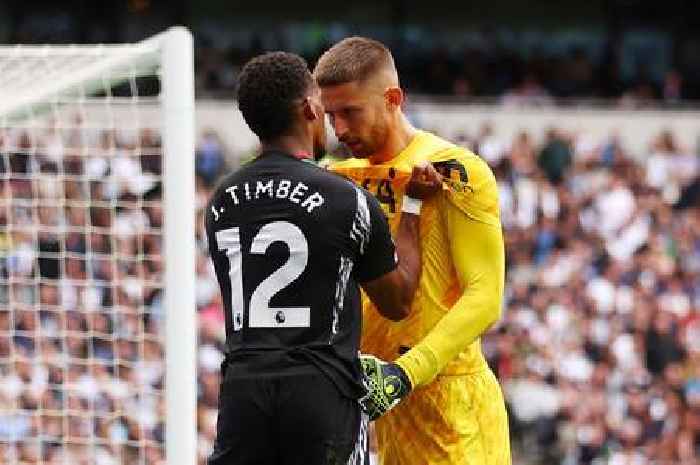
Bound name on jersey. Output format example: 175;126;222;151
211;179;325;221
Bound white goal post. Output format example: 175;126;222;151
161;27;197;465
0;27;196;465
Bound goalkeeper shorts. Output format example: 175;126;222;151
207;370;368;465
374;367;511;465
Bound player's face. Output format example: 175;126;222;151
301;84;327;160
320;81;390;158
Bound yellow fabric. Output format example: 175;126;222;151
376;370;511;465
331;130;510;465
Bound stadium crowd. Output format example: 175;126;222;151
0;116;698;465
7;10;698;104
479;126;700;465
195;34;699;105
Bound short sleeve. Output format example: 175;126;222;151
353;189;398;283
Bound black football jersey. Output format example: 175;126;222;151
205;151;397;398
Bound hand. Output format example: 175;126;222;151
406;162;443;200
359;354;412;420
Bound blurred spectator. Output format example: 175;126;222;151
475;123;506;167
645;310;685;376
565;47;595;97
195;130;226;187
538;128;573;185
501;74;554;107
663;70;684;103
618;82;658;109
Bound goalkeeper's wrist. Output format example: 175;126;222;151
394;358;416;390
396;344;440;388
391;362;413;393
401;195;422;215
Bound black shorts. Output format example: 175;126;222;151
207;371;368;465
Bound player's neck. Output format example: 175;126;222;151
261;134;314;161
369;114;417;164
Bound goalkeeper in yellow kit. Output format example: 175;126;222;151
314;37;511;465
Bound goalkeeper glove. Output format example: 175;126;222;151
359;354;412;420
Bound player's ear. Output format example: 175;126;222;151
302;97;319;122
384;87;404;110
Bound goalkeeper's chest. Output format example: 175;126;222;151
343;166;412;220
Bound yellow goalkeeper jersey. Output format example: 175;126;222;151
331;130;505;387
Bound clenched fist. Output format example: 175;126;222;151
406;162;443;200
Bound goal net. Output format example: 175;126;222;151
0;27;196;465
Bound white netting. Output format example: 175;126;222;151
0;39;172;465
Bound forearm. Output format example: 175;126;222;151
394;211;421;307
395;286;502;387
358;197;423;322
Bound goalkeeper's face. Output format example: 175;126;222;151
320;81;391;159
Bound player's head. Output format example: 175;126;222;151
238;51;326;159
314;37;403;158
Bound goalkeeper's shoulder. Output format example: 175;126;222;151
429;144;497;189
428;145;501;225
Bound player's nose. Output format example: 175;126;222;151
330;116;349;139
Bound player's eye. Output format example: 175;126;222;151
343;108;362;120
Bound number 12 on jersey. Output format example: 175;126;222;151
215;221;311;330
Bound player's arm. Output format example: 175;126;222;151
359;164;442;321
396;172;505;388
361;210;420;321
351;197;417;419
354;192;416;321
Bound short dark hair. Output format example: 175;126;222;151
314;37;395;86
237;52;313;141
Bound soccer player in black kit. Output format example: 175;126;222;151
206;52;440;465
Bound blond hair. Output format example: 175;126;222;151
313;36;396;86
